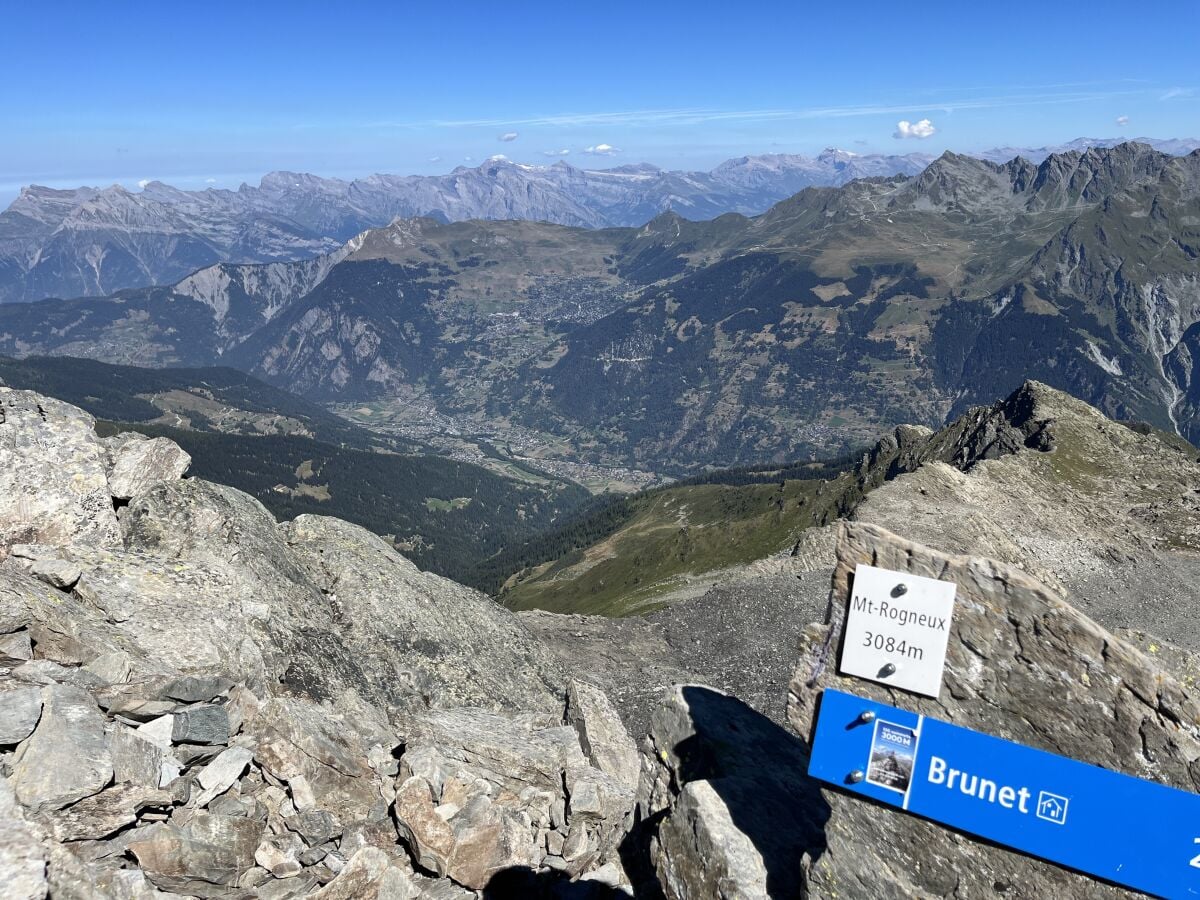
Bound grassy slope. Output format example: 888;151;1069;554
501;470;857;616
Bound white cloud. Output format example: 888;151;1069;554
488;154;508;161
542;148;571;157
584;143;620;155
893;119;936;139
1161;86;1194;101
137;178;151;188
428;155;441;163
205;178;217;184
498;131;519;142
1116;115;1130;127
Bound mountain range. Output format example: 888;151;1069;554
3;141;1199;474
3;137;1195;306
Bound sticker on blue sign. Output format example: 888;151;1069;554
866;720;916;793
808;687;1200;897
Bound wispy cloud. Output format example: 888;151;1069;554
543;149;570;157
428;155;441;163
1161;86;1194;101
498;131;519;142
205;177;217;183
368;87;1146;132
1116;115;1130;127
893;119;936;139
488;154;508;161
137;178;151;188
584;143;620;156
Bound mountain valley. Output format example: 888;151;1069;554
4;142;1200;478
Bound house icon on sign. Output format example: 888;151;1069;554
1036;791;1069;825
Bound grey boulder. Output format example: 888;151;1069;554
105;434;191;502
12;684;113;814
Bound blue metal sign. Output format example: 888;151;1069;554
809;688;1200;898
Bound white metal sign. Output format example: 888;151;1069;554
839;563;956;697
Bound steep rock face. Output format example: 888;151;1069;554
0;389;637;897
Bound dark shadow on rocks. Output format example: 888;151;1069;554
483;866;630;899
620;685;831;899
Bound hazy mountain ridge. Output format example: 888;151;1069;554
0;151;933;304
5;137;1193;306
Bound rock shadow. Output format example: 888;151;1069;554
620;685;831;899
483;867;630;898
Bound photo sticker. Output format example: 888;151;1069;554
867;720;918;793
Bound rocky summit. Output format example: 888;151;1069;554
2;383;1199;898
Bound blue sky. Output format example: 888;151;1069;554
0;0;1197;204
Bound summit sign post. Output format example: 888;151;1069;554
839;564;956;697
809;688;1200;898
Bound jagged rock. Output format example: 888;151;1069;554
310;846;417;899
249;697;378;825
84;650;133;686
784;521;1198;898
105;434;191;502
0;686;41;744
392;776;456;876
136;714;176;747
12;684;113;814
0;780;46;899
192;745;255;808
287;809;341;847
655;779;771;900
28;558;81;591
37;783;171;842
128;812;262;897
399;708;588;795
162;674;236;703
11;659;102;689
171;704;230;745
0;389;122;557
393;774;539;890
0;628;32;664
566;679;640;790
256;832;305;877
0;389;639;897
394;705;633;886
109;724;183;789
44;846;164;900
632;684;826;899
26;622;99;667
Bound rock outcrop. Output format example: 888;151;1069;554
785;520;1200;897
630;520;1199;898
0;387;636;897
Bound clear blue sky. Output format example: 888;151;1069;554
1;0;1197;203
